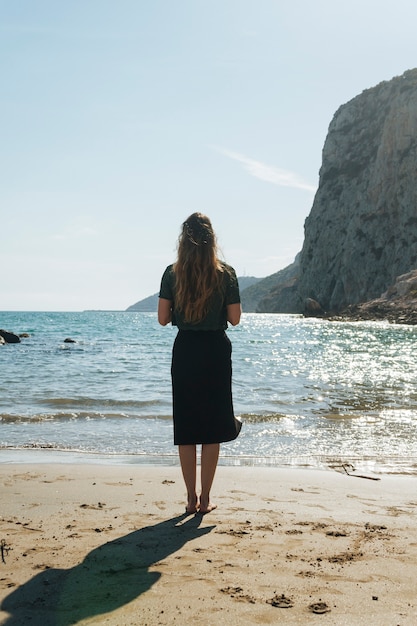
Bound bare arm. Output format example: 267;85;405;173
227;303;242;326
158;298;172;326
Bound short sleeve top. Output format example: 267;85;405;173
159;262;241;331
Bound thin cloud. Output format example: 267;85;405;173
213;147;317;192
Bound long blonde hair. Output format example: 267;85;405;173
173;213;223;323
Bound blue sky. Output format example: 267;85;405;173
1;0;417;311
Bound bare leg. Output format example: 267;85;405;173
178;445;198;513
200;443;220;513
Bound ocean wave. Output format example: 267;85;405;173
237;412;289;423
0;412;173;423
42;397;164;408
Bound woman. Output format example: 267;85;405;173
158;212;242;514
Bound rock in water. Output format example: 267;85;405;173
0;329;21;344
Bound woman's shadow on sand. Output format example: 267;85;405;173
1;513;214;625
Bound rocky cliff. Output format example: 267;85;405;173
251;254;301;313
331;269;417;324
267;68;417;315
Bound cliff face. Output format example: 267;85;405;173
270;69;417;313
335;269;417;324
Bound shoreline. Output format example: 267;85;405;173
1;463;416;624
1;448;417;476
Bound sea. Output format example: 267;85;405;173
1;311;417;474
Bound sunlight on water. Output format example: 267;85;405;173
1;311;417;472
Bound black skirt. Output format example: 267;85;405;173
171;330;241;445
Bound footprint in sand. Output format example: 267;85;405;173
326;530;347;537
267;594;294;608
80;502;106;510
220;587;256;603
309;601;331;614
0;578;16;589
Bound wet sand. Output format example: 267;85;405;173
1;464;416;625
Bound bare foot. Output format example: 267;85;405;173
185;495;198;514
199;502;217;514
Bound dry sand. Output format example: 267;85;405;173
0;463;416;625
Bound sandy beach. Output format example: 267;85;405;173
0;463;416;626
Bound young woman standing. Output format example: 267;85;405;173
158;213;242;514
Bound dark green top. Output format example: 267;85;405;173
159;262;241;331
